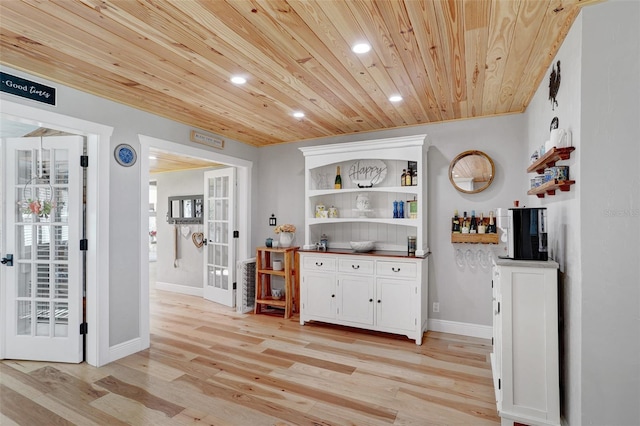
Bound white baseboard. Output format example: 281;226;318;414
155;281;203;297
428;319;492;339
108;337;148;363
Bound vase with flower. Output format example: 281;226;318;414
274;224;296;248
18;198;57;219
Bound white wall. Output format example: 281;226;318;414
155;169;212;290
525;13;583;424
257;115;526;330
580;0;639;424
524;0;640;423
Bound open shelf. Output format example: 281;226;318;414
527;147;575;174
451;233;499;244
527;179;576;198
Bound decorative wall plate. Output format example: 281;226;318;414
347;159;387;187
114;143;137;167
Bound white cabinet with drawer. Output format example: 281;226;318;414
300;252;428;344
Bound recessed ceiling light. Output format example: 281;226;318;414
293;111;305;118
230;76;247;85
352;42;371;54
389;95;403;102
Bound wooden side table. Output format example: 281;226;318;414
254;246;299;318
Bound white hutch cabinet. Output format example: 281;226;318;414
298;135;430;344
491;259;560;426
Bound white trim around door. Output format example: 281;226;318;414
0;99;113;367
138;134;253;353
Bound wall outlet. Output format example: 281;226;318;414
433;302;440;313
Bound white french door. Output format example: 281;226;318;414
203;168;236;307
2;136;84;362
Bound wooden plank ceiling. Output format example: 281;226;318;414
0;0;599;147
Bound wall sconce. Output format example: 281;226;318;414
269;214;277;226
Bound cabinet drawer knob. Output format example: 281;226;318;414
315;262;323;266
352;264;360;269
392;267;401;272
331;294;335;298
377;299;381;303
369;298;373;302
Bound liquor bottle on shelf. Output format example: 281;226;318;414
401;169;407;186
462;211;470;233
334;166;342;189
412;168;418;186
452;210;461;233
487;211;497;233
404;168;413;186
470;210;477;234
477;213;486;234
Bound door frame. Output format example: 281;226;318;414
138;135;252;334
0;99;113;367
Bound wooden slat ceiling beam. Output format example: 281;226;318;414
0;0;601;147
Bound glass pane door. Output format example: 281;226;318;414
203;168;235;307
4;136;83;362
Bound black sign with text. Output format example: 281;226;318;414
1;72;56;106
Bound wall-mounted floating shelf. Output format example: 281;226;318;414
527;179;576;198
527;147;575;174
451;233;499;244
527;146;576;198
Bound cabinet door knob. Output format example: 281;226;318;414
377;299;381;303
315;262;323;266
392;267;400;272
352;264;360;269
369;298;373;302
331;294;335;298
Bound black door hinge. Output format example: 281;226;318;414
233;230;239;238
233;282;237;290
80;155;89;168
498;378;501;390
497;302;500;314
492;337;494;345
80;239;88;251
80;322;88;335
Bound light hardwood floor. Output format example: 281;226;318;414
1;287;499;425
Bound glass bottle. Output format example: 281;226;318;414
477;213;486;234
393;201;399;218
462;211;470;233
334;166;342;189
470;210;477;234
398;200;404;218
452;209;461;233
412;168;418;186
487;211;497;233
401;169;407;186
404;168;412;186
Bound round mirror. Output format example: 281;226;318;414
449;150;495;194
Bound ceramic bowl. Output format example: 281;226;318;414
350;241;375;252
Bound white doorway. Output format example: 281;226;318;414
138;135;252;333
0;100;113;366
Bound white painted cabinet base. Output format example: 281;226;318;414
300;252;428;344
492;259;560;426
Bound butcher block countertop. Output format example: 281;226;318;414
298;248;431;259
